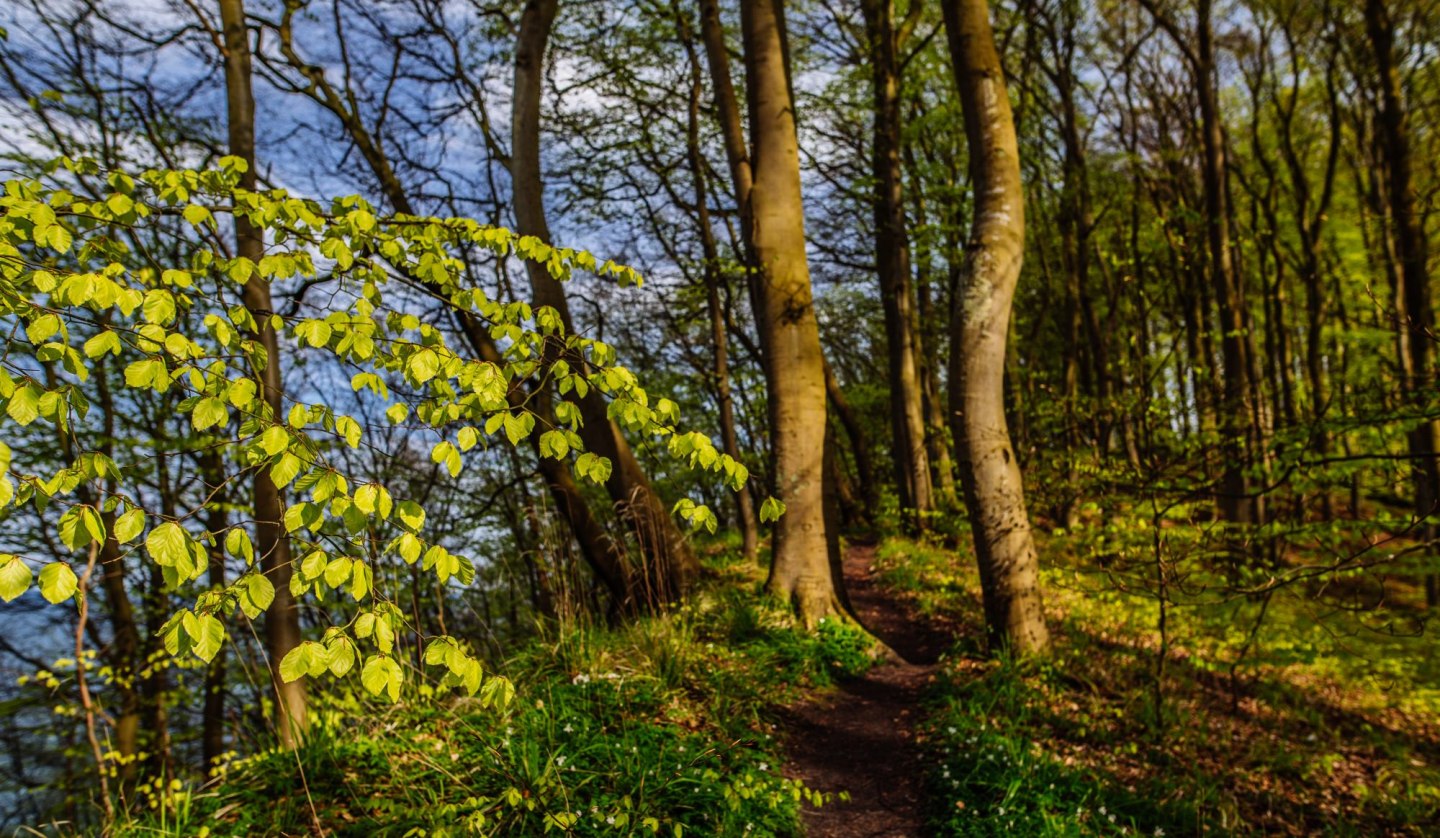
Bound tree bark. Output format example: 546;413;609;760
942;0;1050;655
741;0;847;625
1365;0;1440;605
219;0;306;746
678;3;760;561
861;0;933;528
513;0;700;603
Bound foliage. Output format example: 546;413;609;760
112;550;842;836
0;157;757;707
875;536;1440;835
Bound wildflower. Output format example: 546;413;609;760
1099;805;1107;816
556;755;567;767
758;762;769;772
606;816;615;825
1154;830;1166;837
998;807;1006;816
564;723;574;733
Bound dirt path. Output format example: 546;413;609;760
783;543;952;837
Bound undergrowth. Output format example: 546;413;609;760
112;551;869;837
876;534;1440;836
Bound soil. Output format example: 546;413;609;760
782;543;953;837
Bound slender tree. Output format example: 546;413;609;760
218;0;306;744
741;0;849;623
941;0;1050;654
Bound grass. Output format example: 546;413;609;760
875;531;1440;836
113;550;871;837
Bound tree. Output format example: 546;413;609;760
740;0;849;624
861;0;933;528
218;0;307;747
941;0;1050;654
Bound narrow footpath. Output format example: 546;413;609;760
783;544;953;837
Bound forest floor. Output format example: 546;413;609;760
783;543;955;837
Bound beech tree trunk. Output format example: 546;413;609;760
1365;0;1440;605
741;0;847;625
862;0;932;529
513;0;700;604
941;0;1050;655
678;5;760;560
219;0;306;746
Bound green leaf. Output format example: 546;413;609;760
361;655;403;702
59;506;103;550
114;508;145;544
0;556;33;603
269;452;302;488
760;497;787;524
192;396;228;430
259;425;289;456
182;203;212;227
26;313;61;344
7;385;40;426
146;522;189;567
408;348;440;383
241;573;275;619
279;644;310;683
38;562;78;604
188;613;226;663
83;330;122;359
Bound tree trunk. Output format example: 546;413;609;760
200;449;229;775
941;0;1050;655
862;0;932;529
741;0;847;625
513;0;699;604
678;4;760;561
219;0;306;746
1365;0;1440;605
1194;0;1259;525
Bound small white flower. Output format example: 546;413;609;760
1154;830;1165;837
758;762;769;772
556;755;567;766
1099;806;1107;815
998;807;1005;816
605;816;615;825
563;724;574;733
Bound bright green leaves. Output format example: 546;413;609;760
7;384;40;426
38;562;78;604
672;498;718;534
160;609;226;663
259;424;290;456
431;440;462;478
354;483;392;519
184;611;225;662
142;288;177;325
361;654;403;702
26;313;62;344
237;572;275;620
146;521;204;586
575;452;612;485
0;163;763;725
114;508;146;543
295;319;332;349
279;641;331;683
760;497;787;524
0;556;33;603
191;396;229;430
58;505;104;550
336;415;363;449
483;411;534;446
408;347;440;384
83;330;122;359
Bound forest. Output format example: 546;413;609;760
0;0;1436;834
